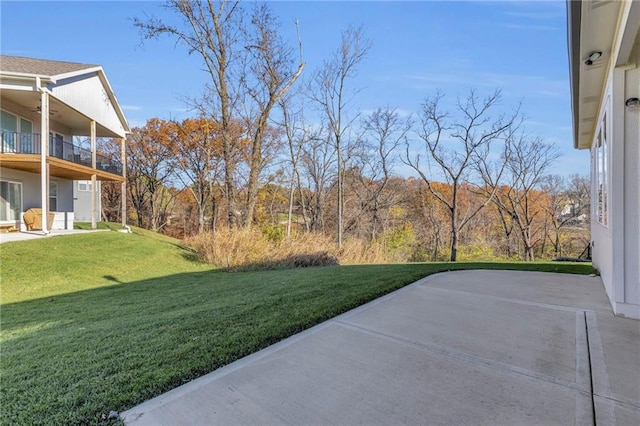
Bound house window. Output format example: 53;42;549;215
49;132;65;158
1;111;33;153
20;119;33;153
78;180;93;192
594;99;609;226
1;110;18;152
49;181;58;212
0;180;22;221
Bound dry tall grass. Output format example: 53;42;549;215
186;228;405;270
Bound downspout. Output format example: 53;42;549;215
37;77;50;235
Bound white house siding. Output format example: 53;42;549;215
621;66;640;317
0;168;74;230
50;73;127;137
49;178;74;230
575;0;640;320
0;168;41;211
50;178;73;211
591;62;640;318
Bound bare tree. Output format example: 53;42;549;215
242;5;305;228
567;173;590;225
301;127;336;233
357;107;411;240
542;175;568;257
310;25;371;248
136;1;246;228
485;135;558;260
136;1;303;230
542;173;591;258
404;89;518;261
278;91;315;237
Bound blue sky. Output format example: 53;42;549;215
1;0;589;176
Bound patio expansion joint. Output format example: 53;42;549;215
331;318;590;396
416;284;598;314
584;312;640;423
577;310;596;426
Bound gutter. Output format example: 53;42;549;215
0;71;55;84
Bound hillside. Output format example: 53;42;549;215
1;228;211;304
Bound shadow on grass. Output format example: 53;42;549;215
226;251;339;272
177;244;201;262
1;262;596;425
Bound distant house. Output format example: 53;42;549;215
567;1;640;319
0;55;129;232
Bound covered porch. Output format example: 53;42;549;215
0;65;128;233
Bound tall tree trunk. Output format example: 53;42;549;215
371;204;379;242
296;173;310;232
433;229;440;261
450;201;458;262
521;228;534;261
210;196;217;233
222;134;236;228
244;131;264;229
450;230;458;262
337;143;343;248
286;176;295;239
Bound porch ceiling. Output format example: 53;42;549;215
571;0;622;150
1;88;123;139
0;154;125;181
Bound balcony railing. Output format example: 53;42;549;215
49;136;93;168
0;131;41;154
96;152;123;175
1;131;123;176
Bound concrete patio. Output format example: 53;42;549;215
0;229;109;244
123;270;640;425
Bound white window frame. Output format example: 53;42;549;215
1;109;18;152
0;109;33;154
0;179;23;222
49;181;58;212
78;180;93;192
593;97;610;226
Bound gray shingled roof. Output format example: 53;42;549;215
0;55;99;77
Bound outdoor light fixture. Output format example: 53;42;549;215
625;97;640;108
585;51;603;65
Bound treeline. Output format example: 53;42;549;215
101;0;589;263
100;114;589;262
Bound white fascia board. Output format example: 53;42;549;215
0;72;53;85
49;66;103;83
0;81;38;92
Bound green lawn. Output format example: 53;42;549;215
0;229;595;425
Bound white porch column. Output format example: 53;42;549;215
120;137;127;228
91;121;97;230
40;87;49;234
